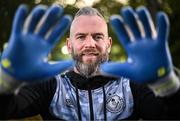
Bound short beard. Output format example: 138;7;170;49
71;50;109;78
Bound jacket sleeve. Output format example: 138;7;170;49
0;77;57;120
131;81;180;120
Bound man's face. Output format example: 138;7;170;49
67;15;112;77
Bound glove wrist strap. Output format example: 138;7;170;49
148;69;180;97
0;67;23;94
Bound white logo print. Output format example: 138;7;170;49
106;95;125;113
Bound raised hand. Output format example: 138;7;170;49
101;6;173;84
1;4;72;82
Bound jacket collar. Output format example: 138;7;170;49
65;70;118;90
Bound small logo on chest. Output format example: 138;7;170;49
106;95;125;113
65;98;74;108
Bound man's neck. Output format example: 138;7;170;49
73;67;101;78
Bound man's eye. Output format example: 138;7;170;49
77;36;85;41
94;35;103;41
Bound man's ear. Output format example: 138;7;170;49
107;37;112;53
66;38;72;54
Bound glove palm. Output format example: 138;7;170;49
1;5;72;82
101;7;172;83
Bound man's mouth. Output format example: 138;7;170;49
81;52;99;63
82;52;99;56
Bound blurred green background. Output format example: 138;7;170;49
0;0;180;68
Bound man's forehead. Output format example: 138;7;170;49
70;15;108;37
75;32;105;36
72;15;107;26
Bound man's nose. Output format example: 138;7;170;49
84;36;96;48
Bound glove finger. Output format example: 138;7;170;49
121;7;142;40
47;15;72;46
136;6;156;39
12;4;28;35
100;61;133;80
43;60;73;78
35;5;63;37
110;15;131;48
156;12;169;44
100;62;152;84
21;60;72;82
23;5;47;34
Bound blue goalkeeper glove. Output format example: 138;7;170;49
1;4;72;82
101;6;173;84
